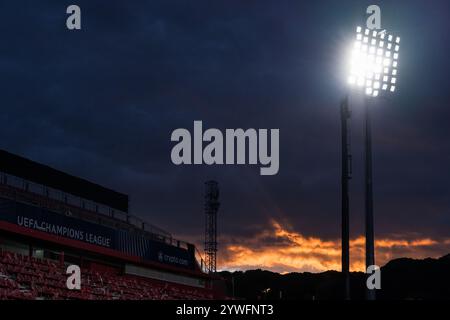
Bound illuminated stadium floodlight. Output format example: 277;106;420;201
348;26;400;97
343;26;401;301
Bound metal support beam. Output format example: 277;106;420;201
340;96;351;300
364;99;376;300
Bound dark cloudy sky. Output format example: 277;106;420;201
0;0;449;272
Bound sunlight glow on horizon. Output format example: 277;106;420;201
218;220;450;274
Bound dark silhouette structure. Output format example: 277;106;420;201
219;254;450;300
340;96;352;300
364;100;376;300
204;181;220;273
0;149;128;212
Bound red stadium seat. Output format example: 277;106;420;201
0;250;216;300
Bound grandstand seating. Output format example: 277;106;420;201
0;249;214;300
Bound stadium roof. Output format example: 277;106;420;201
0;149;128;212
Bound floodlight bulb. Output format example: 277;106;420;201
373;90;379;97
363;37;369;43
365;29;370;36
379;41;384;48
386;51;391;58
392;69;397;76
374;81;380;89
390;86;396;92
366;87;373;95
371;39;376;45
377;48;383;56
383;75;389;82
383;58;391;66
395;45;399;52
384;67;389;74
388;35;393;41
393;53;399;60
357;34;362;41
393;61;398;68
357;26;362;33
387;43;392;50
396;37;400;43
391;78;397;84
382;84;388;90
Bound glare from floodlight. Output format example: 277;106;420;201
358;77;364;86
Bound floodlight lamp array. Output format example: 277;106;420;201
348;26;400;97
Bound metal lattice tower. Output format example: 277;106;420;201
204;180;220;273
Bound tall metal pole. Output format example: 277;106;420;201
364;99;376;300
340;96;351;300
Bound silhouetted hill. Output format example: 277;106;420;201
218;254;450;300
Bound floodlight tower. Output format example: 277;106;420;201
347;26;400;300
204;180;220;273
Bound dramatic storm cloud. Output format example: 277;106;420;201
0;0;449;272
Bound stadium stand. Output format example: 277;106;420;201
0;249;215;300
0;150;225;300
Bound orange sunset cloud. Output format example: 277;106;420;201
218;220;450;273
